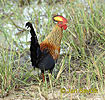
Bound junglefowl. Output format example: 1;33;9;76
25;15;67;82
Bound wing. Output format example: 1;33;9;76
37;49;55;71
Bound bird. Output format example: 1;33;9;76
25;15;68;82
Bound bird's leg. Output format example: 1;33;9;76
42;73;45;82
41;70;45;82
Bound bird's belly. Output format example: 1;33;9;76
37;54;55;71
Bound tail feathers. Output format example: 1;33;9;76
26;22;41;68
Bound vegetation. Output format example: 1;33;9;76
0;0;105;99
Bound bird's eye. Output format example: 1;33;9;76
58;22;63;25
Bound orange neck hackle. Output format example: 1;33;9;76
40;24;63;60
44;24;63;46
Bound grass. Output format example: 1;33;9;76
0;0;105;99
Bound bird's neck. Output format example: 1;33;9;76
40;24;63;60
45;24;63;47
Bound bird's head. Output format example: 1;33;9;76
53;15;68;30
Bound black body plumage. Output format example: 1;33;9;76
25;22;55;73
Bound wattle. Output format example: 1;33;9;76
62;25;67;30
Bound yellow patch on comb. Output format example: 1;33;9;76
53;16;63;22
